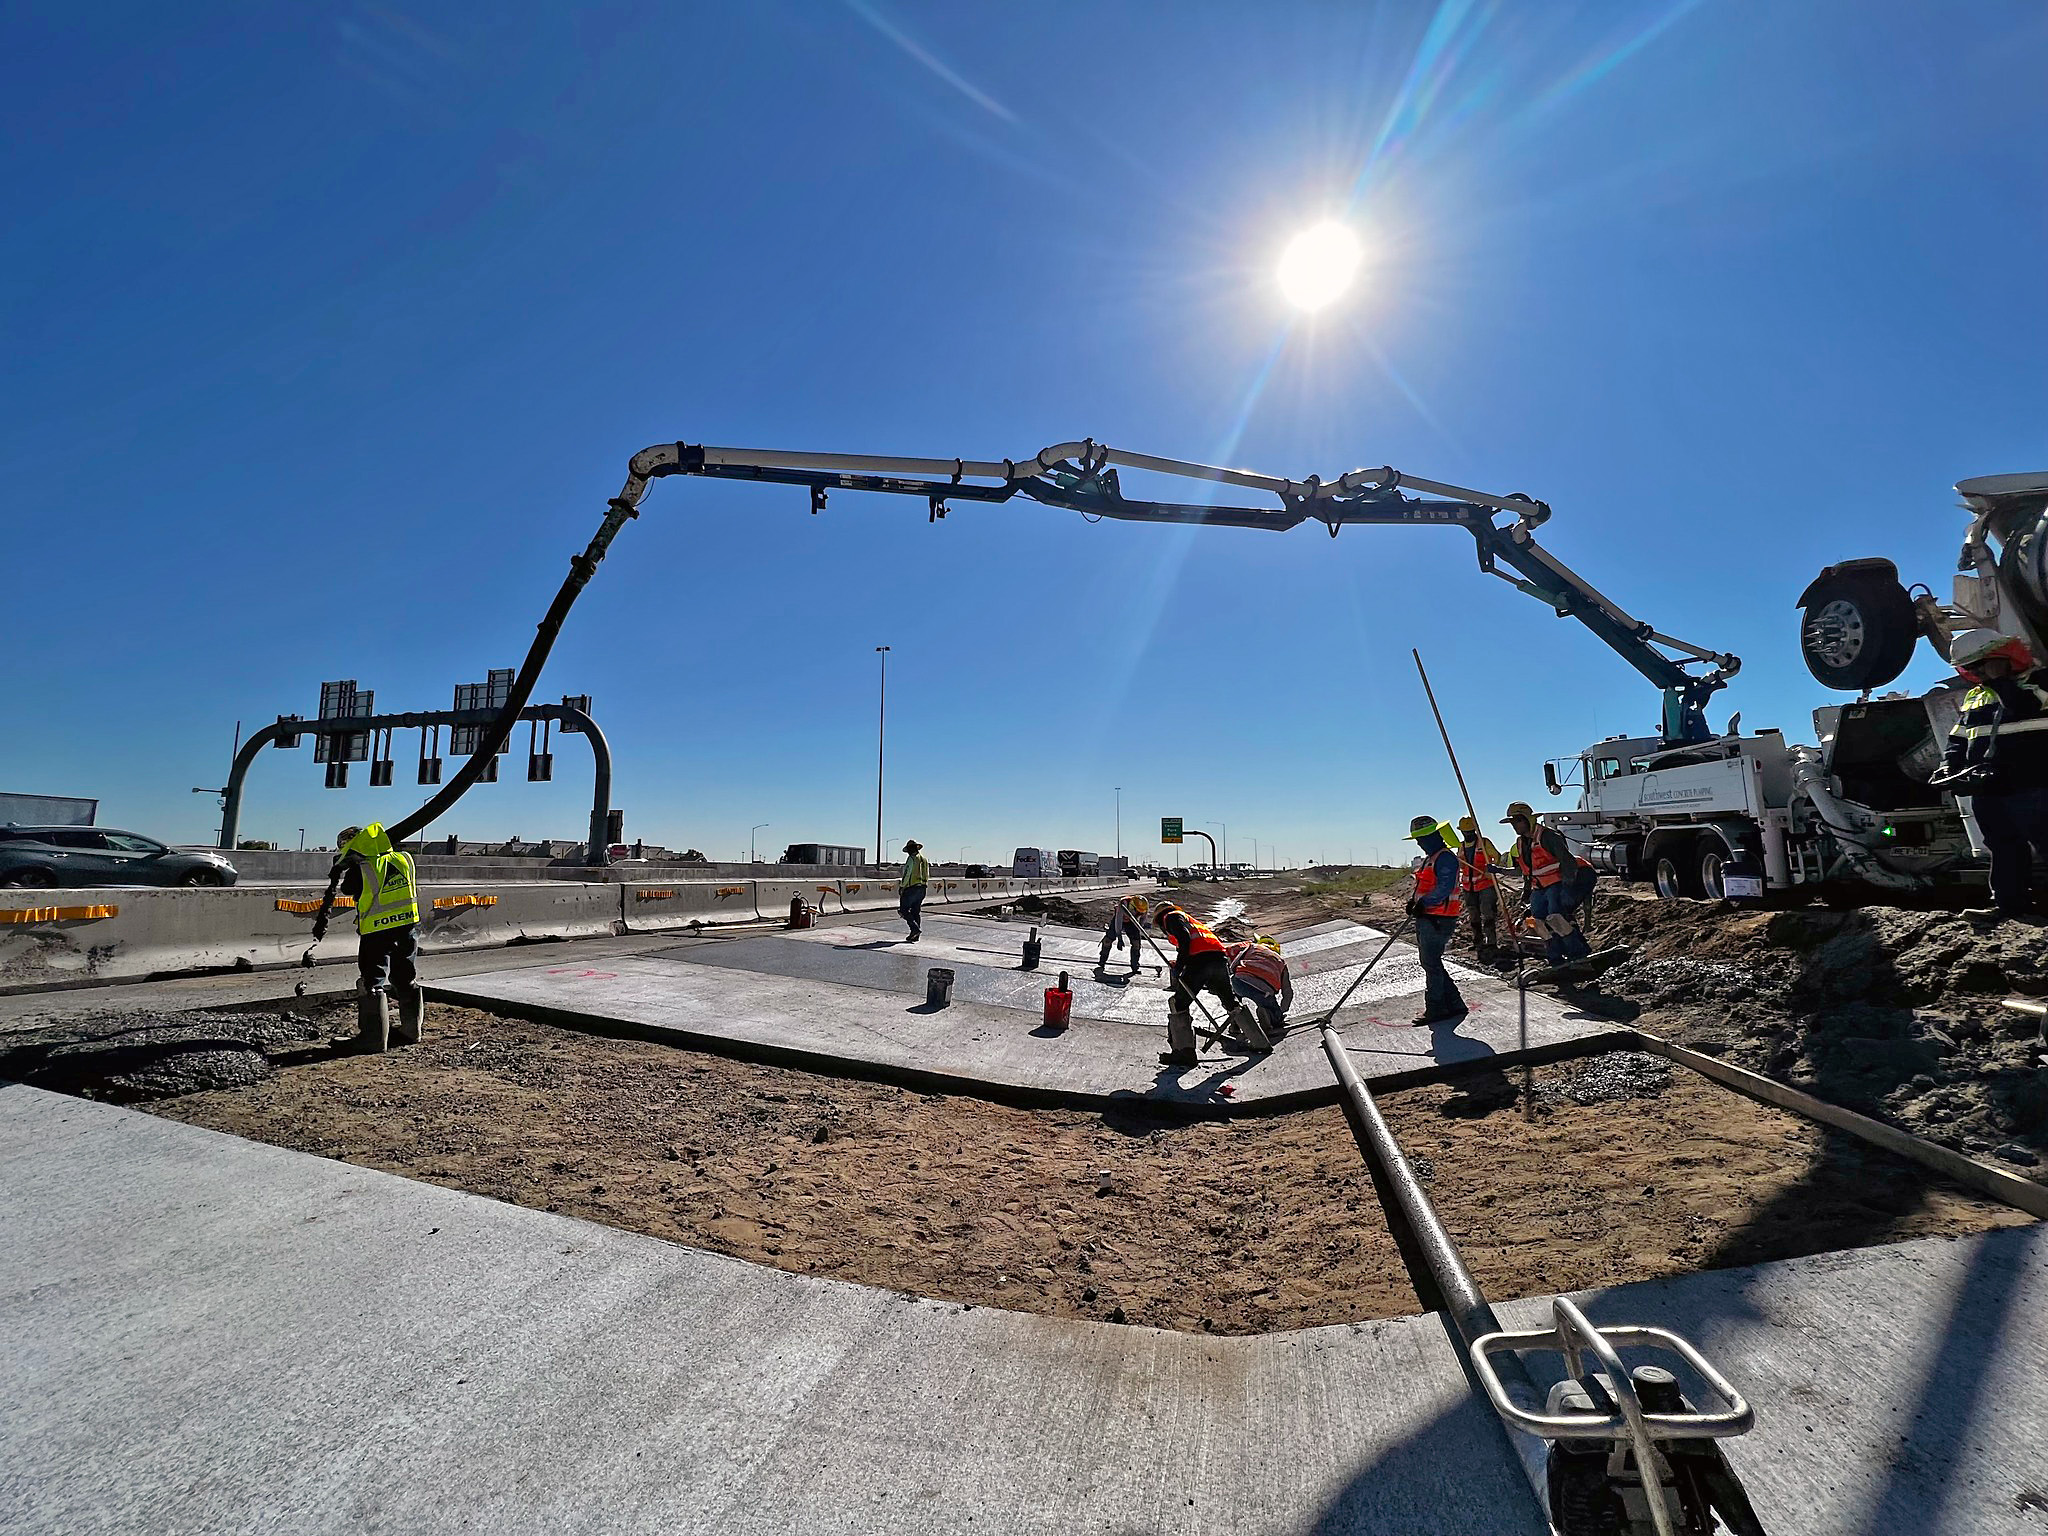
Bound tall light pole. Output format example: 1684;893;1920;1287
297;828;306;852
751;823;769;864
874;646;890;868
1115;787;1121;859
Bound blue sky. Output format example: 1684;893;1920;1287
5;2;2044;864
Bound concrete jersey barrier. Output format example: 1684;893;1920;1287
0;875;1138;989
0;882;619;989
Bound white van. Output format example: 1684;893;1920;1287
1012;847;1059;878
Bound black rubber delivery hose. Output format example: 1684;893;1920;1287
383;495;644;853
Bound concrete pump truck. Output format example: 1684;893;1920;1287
385;438;2043;906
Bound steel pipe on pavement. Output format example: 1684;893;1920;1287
1319;1021;1553;1513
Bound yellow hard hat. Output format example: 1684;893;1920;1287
1405;815;1452;841
1132;897;1150;915
1501;801;1536;824
1456;815;1479;835
1256;935;1281;953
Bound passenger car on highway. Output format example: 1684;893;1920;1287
0;827;238;887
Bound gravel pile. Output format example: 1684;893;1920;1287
1544;1050;1673;1106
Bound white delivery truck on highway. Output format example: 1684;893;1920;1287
1013;847;1058;878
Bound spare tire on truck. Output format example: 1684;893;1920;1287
1797;559;1918;692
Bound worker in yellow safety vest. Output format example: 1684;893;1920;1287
313;822;424;1051
1939;629;2048;918
899;839;930;941
1097;894;1150;974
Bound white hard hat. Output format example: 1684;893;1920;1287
1948;628;2032;670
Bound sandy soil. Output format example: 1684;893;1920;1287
146;1001;2029;1335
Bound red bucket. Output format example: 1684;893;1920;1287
1043;987;1073;1029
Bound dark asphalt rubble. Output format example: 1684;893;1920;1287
1540;1050;1673;1107
0;1007;331;1103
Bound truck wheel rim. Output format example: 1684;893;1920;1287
1805;598;1867;666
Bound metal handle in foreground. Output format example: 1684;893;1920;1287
1471;1297;1755;1536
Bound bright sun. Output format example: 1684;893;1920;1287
1276;221;1363;312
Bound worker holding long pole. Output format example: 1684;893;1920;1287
1402;815;1469;1024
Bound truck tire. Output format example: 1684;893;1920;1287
1652;838;1705;900
1799;567;1917;691
1698;840;1730;900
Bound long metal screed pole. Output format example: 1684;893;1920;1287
1413;648;1533;1120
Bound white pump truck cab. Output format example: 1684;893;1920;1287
1541;473;2048;902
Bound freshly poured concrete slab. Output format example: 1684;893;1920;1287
1493;1224;2048;1535
437;950;1341;1107
435;915;1623;1108
0;1086;1546;1535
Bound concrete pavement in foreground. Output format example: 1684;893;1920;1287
432;913;1624;1108
6;1086;2043;1533
0;1085;1545;1536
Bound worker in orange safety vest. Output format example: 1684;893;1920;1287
1502;800;1593;968
1153;902;1271;1067
1225;935;1294;1039
1456;815;1506;963
1403;815;1468;1024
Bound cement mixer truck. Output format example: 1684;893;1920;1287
1540;472;2048;901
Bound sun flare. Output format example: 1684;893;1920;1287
1276;221;1363;312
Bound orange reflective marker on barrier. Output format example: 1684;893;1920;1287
0;904;119;924
275;897;353;913
634;889;678;902
431;893;499;910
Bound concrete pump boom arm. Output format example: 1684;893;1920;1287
618;439;1739;743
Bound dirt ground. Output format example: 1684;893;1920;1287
1169;872;2048;1175
128;1000;2028;1336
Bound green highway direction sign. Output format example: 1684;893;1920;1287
1161;816;1183;844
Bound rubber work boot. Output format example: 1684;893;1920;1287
1226;1002;1273;1053
1161;1002;1199;1067
393;987;425;1047
358;987;391;1053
